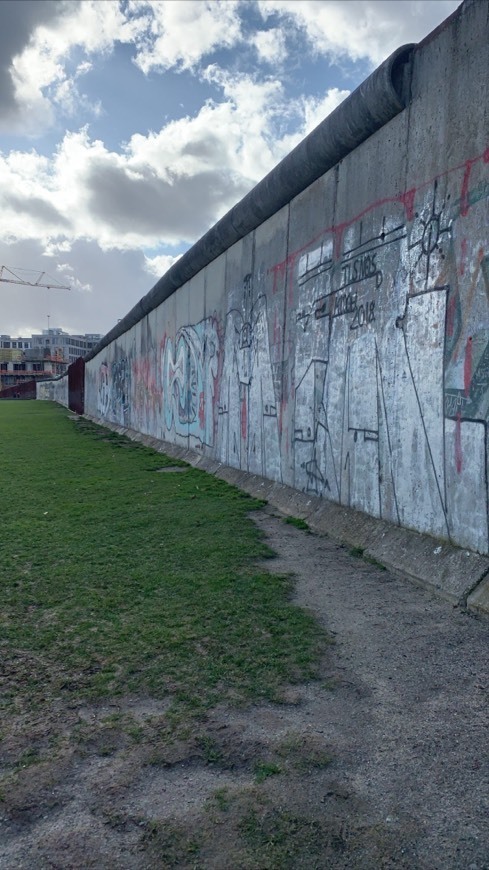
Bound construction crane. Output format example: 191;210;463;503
1;265;72;334
0;265;71;291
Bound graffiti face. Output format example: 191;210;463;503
97;363;110;417
96;357;130;425
217;275;281;481
162;318;219;448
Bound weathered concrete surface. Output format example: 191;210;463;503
467;577;489;615
83;0;489;562
85;416;489;614
37;375;69;407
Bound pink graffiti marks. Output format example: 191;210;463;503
460;159;475;217
446;292;457;338
288;254;299;306
270;260;286;295
399;188;416;222
132;355;160;431
459;237;468;276
464;336;473;397
270;143;489;284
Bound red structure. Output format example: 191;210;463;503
68;357;85;414
0;380;37;399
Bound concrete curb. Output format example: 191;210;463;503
84;417;489;616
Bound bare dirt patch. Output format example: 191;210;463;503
1;507;488;868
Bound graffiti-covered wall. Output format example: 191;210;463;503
85;1;489;555
37;375;69;407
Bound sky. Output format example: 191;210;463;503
0;0;461;338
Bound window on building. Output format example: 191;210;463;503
0;363;7;371
33;363;42;372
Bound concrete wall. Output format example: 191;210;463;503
37;374;69;407
85;0;489;555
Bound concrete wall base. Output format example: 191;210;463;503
86;416;489;617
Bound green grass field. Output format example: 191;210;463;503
0;401;325;719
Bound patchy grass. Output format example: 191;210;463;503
275;731;333;773
349;545;386;571
0;401;326;723
284;516;310;532
349;546;365;558
254;761;282;783
142;786;365;869
0;401;335;867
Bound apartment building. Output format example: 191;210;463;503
0;328;102;390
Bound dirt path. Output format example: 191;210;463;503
1;507;488;869
251;508;489;868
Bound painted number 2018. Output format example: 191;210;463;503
350;300;375;330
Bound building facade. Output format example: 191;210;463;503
0;329;101;390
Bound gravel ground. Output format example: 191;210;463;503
250;507;489;868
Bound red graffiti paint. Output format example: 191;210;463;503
459;237;468;276
268;143;489;280
446;293;457;337
464;336;473;397
460;159;474;217
399;188;416;221
332;224;346;261
455;412;463;474
287;253;298;305
241;394;247;440
270;261;286;295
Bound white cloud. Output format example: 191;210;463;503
144;253;182;279
130;0;242;73
0;66;347;255
252;28;287;65
2;0;144;134
52;60;102;118
302;88;350;134
0;0;461;139
258;0;461;66
43;239;73;256
1;0;244;135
